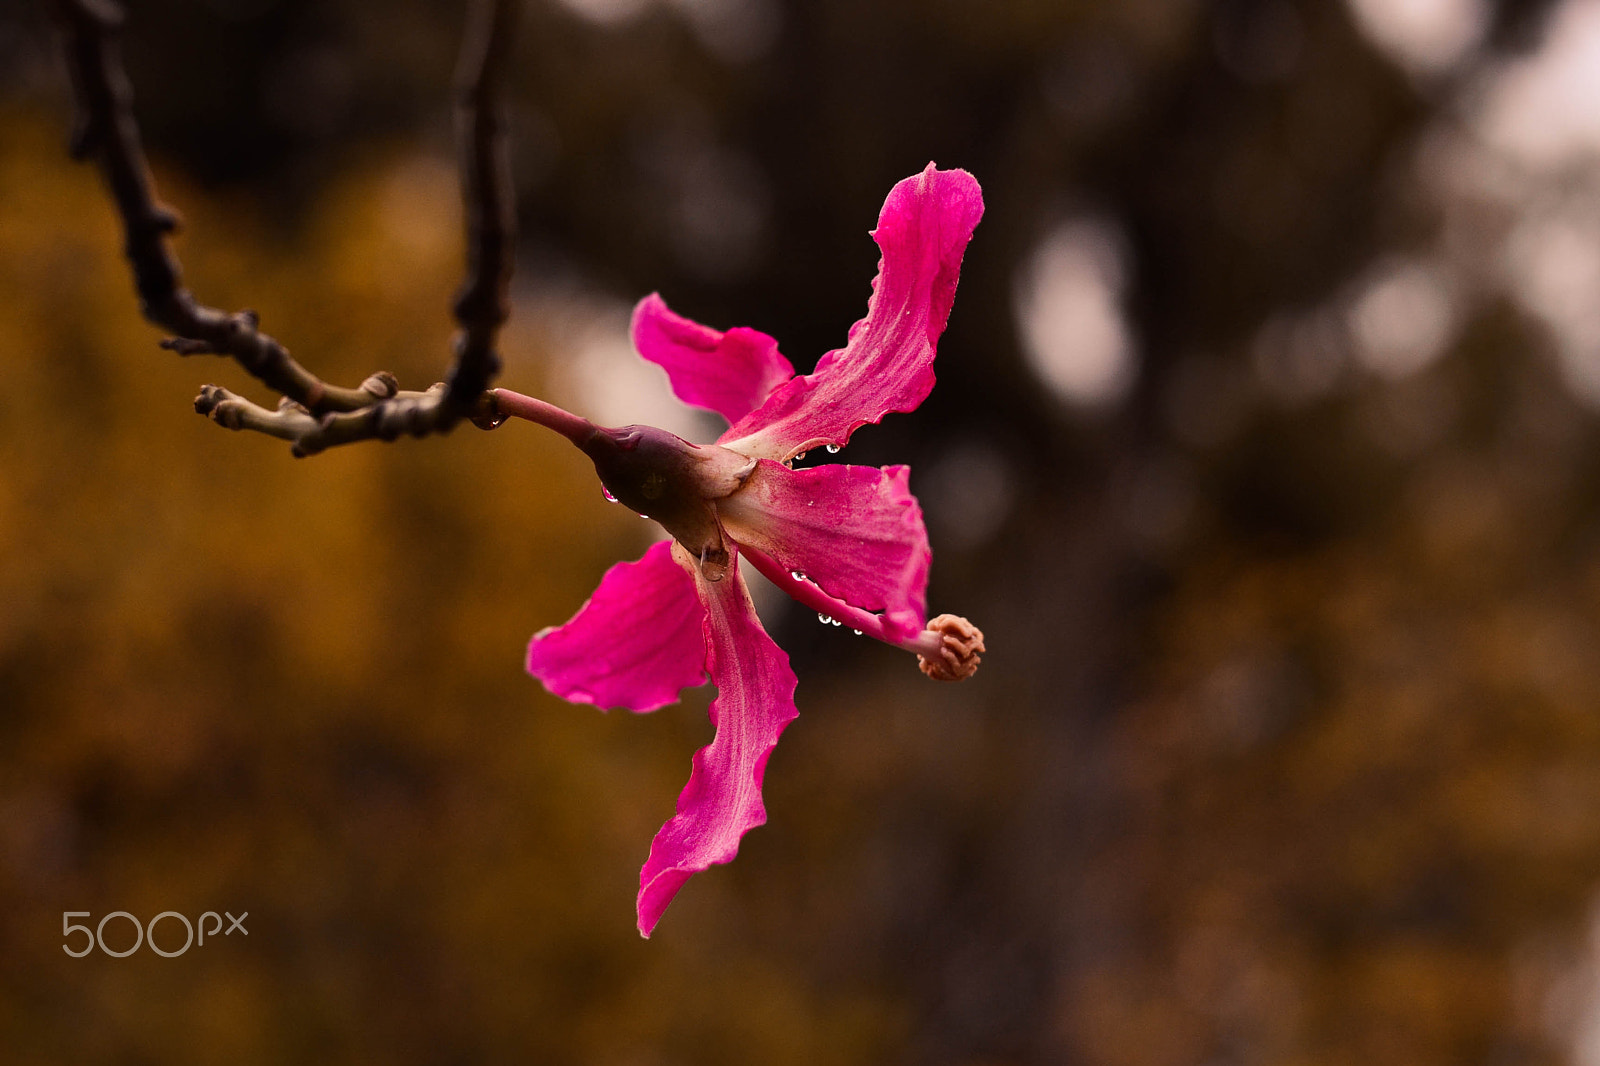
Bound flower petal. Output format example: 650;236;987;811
526;539;707;713
632;293;796;426
720;164;984;460
716;460;930;641
636;550;799;937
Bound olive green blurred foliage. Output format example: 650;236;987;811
8;0;1600;1064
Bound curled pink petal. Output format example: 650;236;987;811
632;293;796;427
636;553;799;937
717;460;929;642
720;165;984;460
526;540;707;713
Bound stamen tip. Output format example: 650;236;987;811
917;614;985;682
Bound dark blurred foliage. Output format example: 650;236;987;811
8;0;1600;1063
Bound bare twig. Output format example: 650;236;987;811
52;0;379;414
194;380;478;454
53;0;521;456
447;0;520;413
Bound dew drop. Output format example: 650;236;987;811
830;617;842;626
601;487;618;503
852;629;862;635
699;549;728;583
825;443;841;454
791;570;807;582
817;612;832;625
794;451;807;462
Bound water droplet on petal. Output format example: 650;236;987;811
601;487;618;503
794;451;807;462
698;545;728;583
791;571;807;582
825;443;841;454
817;612;832;625
830;617;842;626
852;629;862;636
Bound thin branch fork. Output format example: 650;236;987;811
53;0;521;457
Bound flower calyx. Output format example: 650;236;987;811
582;424;756;582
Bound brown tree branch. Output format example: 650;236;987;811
53;0;521;456
194;381;482;456
52;0;380;414
447;0;520;413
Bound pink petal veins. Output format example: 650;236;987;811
632;293;796;427
636;549;799;937
716;460;930;642
720;164;985;460
525;539;708;713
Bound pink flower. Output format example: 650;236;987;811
515;164;986;937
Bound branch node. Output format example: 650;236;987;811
361;371;400;399
194;384;224;416
193;385;247;429
161;336;213;355
142;205;181;235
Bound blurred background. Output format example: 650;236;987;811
7;0;1600;1061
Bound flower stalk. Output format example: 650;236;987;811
483;387;596;446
